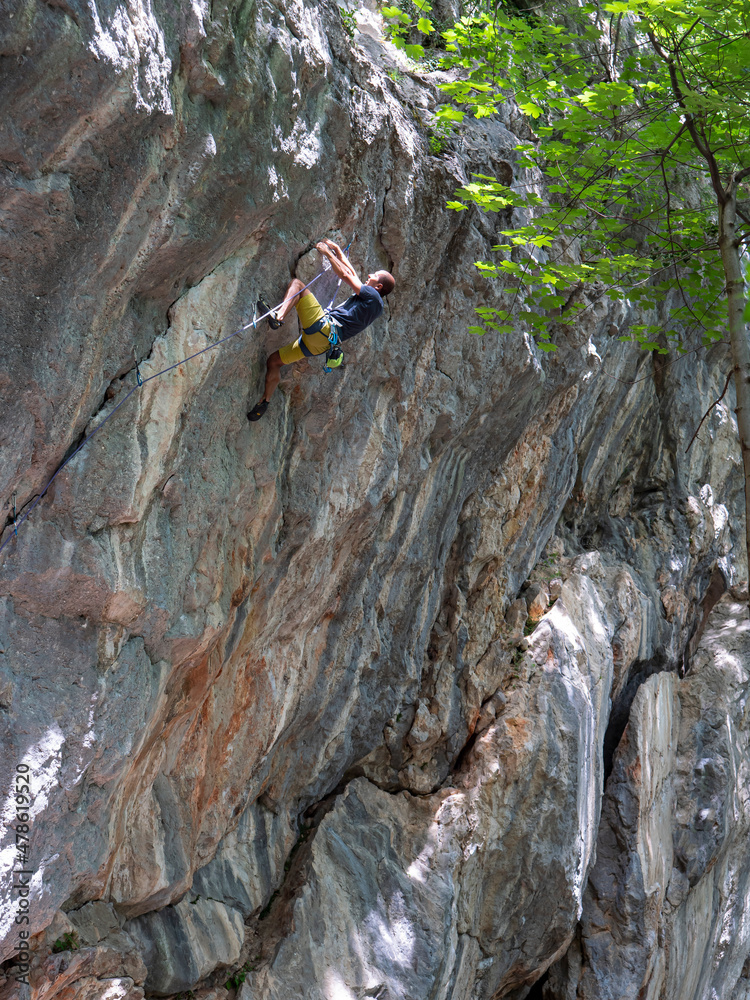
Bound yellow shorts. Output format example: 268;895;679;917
278;292;332;365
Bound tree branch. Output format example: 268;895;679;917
685;370;733;452
645;25;727;204
659;156;704;326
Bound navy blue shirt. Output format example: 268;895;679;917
330;285;384;341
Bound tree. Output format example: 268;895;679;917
384;0;750;594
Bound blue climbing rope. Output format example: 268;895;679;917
320;234;355;373
324;234;356;311
0;257;336;557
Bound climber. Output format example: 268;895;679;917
247;239;395;421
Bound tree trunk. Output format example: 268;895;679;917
718;185;750;609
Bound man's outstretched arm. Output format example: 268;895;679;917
316;239;363;293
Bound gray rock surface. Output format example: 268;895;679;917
190;801;292;919
545;593;750;1000
0;905;148;1000
0;0;747;998
243;568;616;1000
127;897;244;995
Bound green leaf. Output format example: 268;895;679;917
518;101;543;119
436;106;465;122
417;17;434;33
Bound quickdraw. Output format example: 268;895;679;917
323;321;344;373
133;348;143;387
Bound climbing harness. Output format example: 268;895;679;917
0;245;346;559
301;313;345;371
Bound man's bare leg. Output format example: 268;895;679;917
263;279;309;396
274;278;308;322
249;279;308;421
248;350;289;421
263;350;285;401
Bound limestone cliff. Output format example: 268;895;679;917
0;1;747;999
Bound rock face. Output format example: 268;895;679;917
127;897;244;995
244;571;616;1000
545;594;750;1000
0;0;747;998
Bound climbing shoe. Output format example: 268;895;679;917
247;399;269;422
258;296;283;329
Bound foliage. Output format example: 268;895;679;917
383;0;750;352
428;133;446;155
535;551;562;580
428;117;456;155
338;5;358;39
225;959;258;990
51;931;79;954
338;5;357;39
435;0;750;350
382;0;438;60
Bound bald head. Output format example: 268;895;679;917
374;270;395;296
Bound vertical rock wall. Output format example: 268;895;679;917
545;594;750;1000
0;1;746;998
